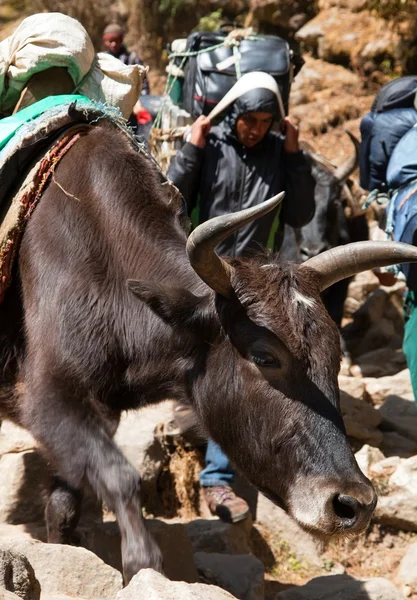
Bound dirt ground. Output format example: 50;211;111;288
261;522;415;598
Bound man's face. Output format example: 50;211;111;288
236;111;274;148
103;34;123;55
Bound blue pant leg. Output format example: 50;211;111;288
403;291;417;404
199;438;236;487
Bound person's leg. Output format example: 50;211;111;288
199;439;235;487
402;223;417;404
199;439;250;523
403;291;417;404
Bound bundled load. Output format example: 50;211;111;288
150;25;303;171
0;12;146;119
360;76;417;274
359;75;417;193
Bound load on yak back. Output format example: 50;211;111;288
359;76;417;402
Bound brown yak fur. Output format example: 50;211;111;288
0;123;375;583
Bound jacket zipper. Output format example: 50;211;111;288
232;149;247;257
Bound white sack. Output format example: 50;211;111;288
0;12;145;118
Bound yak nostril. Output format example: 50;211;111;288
332;494;359;524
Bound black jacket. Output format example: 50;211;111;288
168;121;316;257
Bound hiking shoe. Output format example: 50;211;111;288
203;485;250;523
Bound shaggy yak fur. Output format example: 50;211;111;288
0;123;376;583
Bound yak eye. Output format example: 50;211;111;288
252;351;280;368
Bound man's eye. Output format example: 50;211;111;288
251;352;280;368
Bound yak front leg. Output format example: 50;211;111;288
21;376;163;583
46;475;83;545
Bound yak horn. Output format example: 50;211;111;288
187;192;285;297
302;241;417;291
333;130;360;182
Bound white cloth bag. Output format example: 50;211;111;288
0;12;145;118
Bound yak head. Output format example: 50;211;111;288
131;193;417;539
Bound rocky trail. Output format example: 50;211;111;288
2;0;417;598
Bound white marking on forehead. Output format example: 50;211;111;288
292;289;316;309
260;264;275;269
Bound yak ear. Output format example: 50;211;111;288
127;279;213;330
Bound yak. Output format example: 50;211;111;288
280;132;368;328
1;119;416;583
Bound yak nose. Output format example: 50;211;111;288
330;483;377;530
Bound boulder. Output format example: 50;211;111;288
79;518;199;583
338;376;366;400
368;456;401;478
248;0;317;31
290;55;362;103
116;568;237;600
185;518;252;556
0;548;40;600
363;370;413;406
276;574;406;599
375;492;417;532
194;552;264;600
0;591;24;600
255;493;323;568
114;402;174;501
380;432;417;458
0;422;37;456
351;348;406;378
0;537;122;600
373;456;417;530
0;451;49;525
354;445;385;479
378;394;417;442
296;8;401;72
340;391;383;446
389;456;417;494
396;541;417;594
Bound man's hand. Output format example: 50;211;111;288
374;270;398;287
190;115;211;148
280;116;299;153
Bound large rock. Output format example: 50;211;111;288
255;493;323;568
194;552;264;600
0;537;122;599
350;348;406;378
291;56;362;102
0;548;40;600
338;376;366;399
0;591;23;600
389;456;417;493
0;422;37;456
378;394;417;442
116;568;237;599
363;370;413;406
380;431;417;458
114;402;174;502
80;518;199;583
396;541;417;594
375;492;417;532
0;451;49;524
374;456;417;531
248;0;317;31
354;445;385;478
295;8;401;72
185;518;252;556
340;391;383;446
276;574;406;599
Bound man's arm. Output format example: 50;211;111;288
167;115;211;214
279;117;316;229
